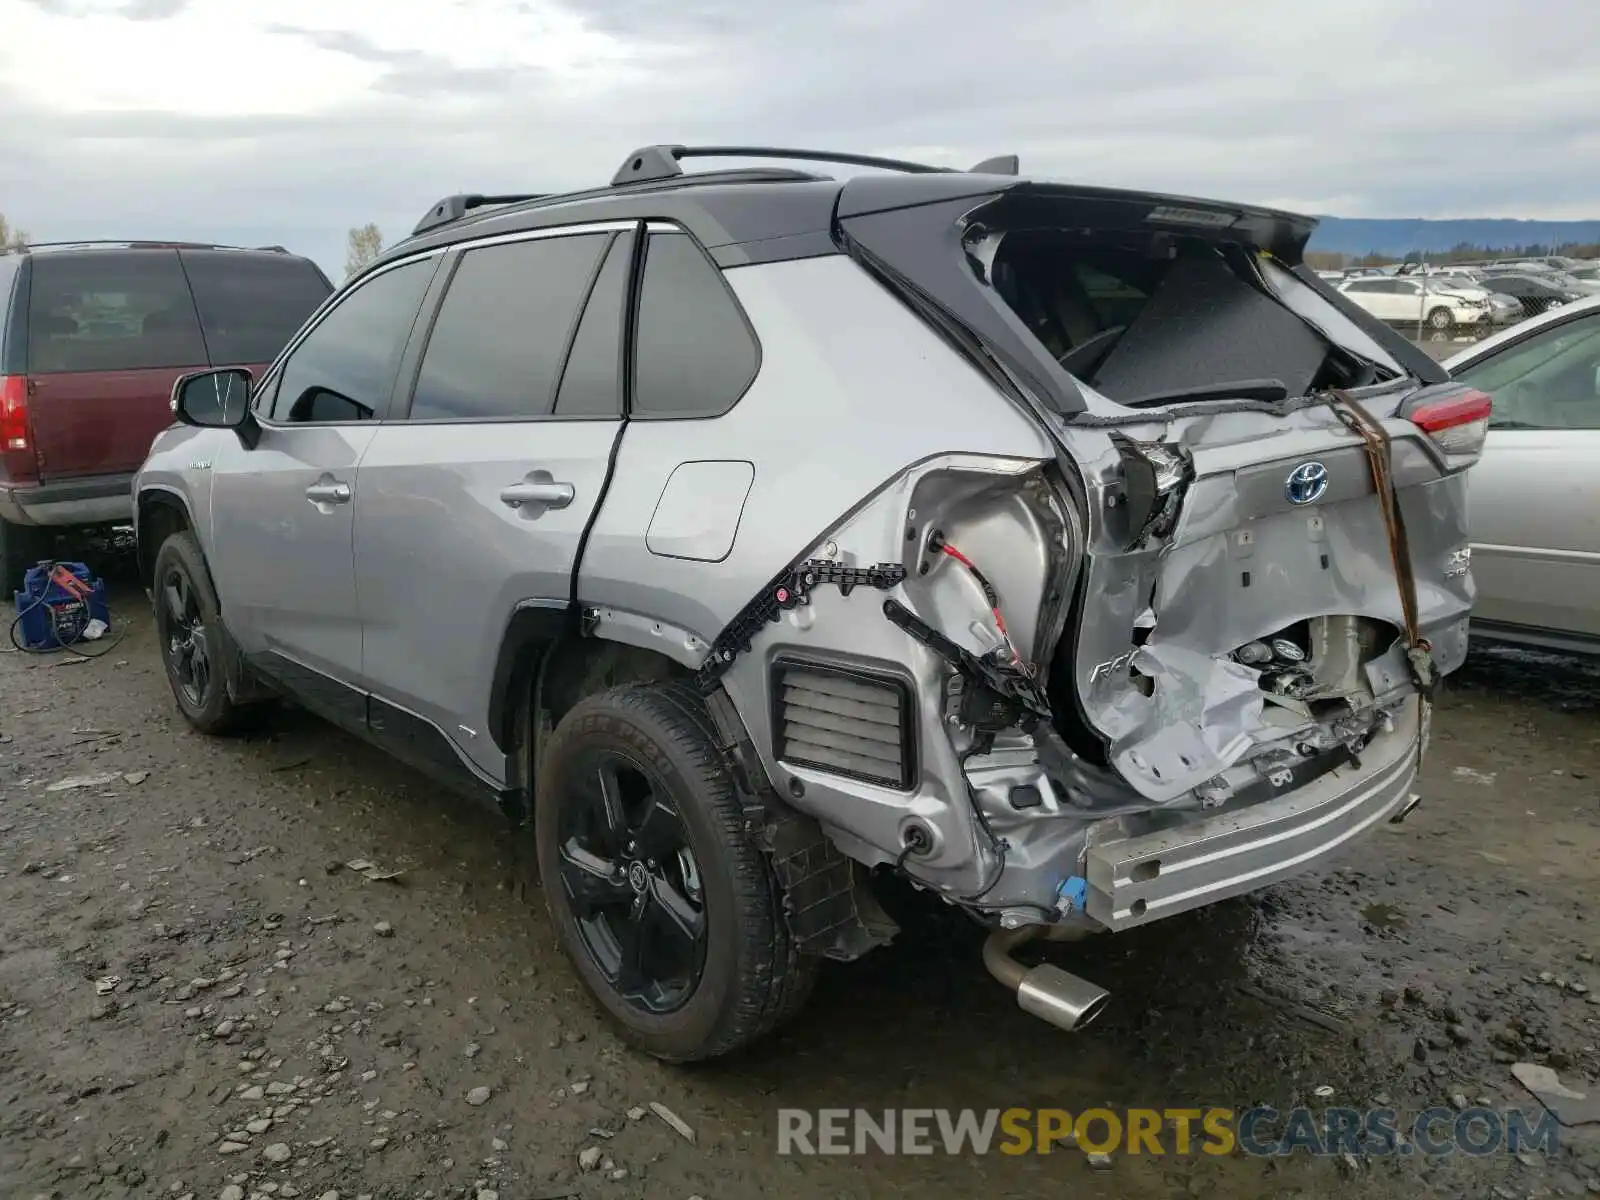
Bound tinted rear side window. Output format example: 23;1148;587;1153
180;250;332;365
553;231;632;417
27;250;206;373
409;233;608;421
631;232;759;418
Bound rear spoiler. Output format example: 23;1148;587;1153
837;176;1321;263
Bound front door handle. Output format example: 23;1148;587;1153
500;480;574;510
305;481;352;505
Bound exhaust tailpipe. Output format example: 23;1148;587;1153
1389;792;1422;824
982;926;1110;1033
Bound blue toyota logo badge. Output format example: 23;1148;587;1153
1285;461;1329;505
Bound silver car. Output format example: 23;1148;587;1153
134;145;1479;1061
1444;295;1600;653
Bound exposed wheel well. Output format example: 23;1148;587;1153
499;631;693;816
539;636;688;727
137;493;193;593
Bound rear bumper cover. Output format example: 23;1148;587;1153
0;474;135;527
1084;696;1424;931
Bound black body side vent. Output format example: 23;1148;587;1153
773;660;914;790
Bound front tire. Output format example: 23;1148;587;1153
535;682;817;1062
1426;306;1454;331
152;531;254;735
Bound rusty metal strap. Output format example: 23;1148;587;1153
1328;390;1436;694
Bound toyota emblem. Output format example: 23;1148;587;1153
1285;461;1330;506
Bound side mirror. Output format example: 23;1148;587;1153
172;368;252;429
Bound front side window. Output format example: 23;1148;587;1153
408;233;609;421
1454;313;1600;430
268;258;435;424
27;250;206;373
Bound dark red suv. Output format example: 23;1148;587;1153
0;241;333;585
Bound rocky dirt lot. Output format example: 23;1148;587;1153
1;557;1597;1200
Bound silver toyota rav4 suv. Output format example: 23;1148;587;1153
135;145;1486;1061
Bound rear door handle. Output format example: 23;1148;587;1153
500;480;574;510
305;481;352;504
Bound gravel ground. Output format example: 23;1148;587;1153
1;551;1597;1200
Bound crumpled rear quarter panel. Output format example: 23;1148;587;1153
576;253;1054;653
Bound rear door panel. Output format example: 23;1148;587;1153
353;226;631;782
354;421;619;771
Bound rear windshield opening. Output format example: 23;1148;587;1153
986;230;1381;407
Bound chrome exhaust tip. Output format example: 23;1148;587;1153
1389;792;1423;824
982;927;1111;1033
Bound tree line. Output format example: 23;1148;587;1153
1307;241;1600;270
0;214;29;250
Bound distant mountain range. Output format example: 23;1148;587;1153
1306;217;1600;257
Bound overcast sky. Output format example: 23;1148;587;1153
3;0;1597;276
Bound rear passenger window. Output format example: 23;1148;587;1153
553;231;632;417
409;233;608;421
632;232;759;417
268;258;434;424
180;250;333;365
27;250;207;373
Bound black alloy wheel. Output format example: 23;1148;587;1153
151;530;255;735
556;749;707;1014
161;563;213;710
534;683;819;1061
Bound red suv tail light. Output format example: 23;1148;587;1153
0;375;39;484
1404;386;1491;471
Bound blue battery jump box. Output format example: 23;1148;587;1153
12;561;111;651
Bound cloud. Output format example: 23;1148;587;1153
122;0;189;19
1;0;1597;274
265;24;532;96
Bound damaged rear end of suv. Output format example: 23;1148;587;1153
146;147;1482;1063
689;166;1483;1041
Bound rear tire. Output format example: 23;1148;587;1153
152;531;255;735
0;519;52;595
1426;306;1454;331
535;682;818;1062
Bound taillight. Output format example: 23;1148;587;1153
0;375;39;483
1405;386;1491;470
